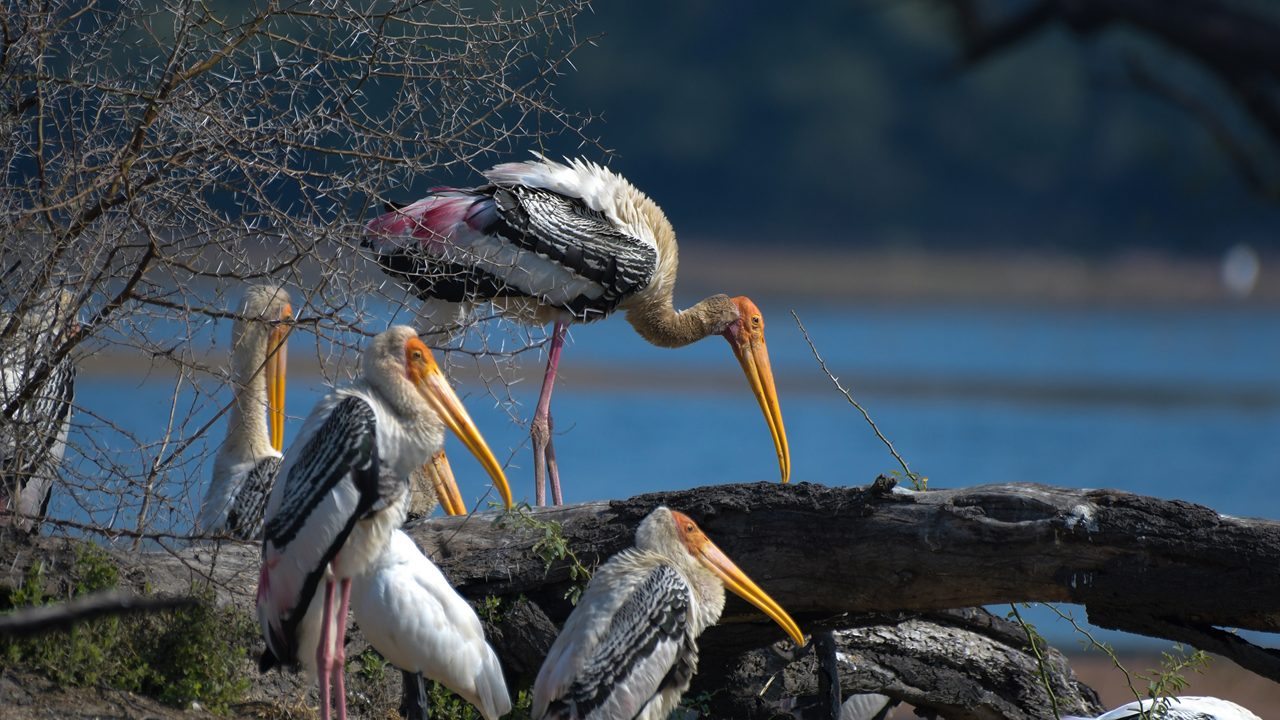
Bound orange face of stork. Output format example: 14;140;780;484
403;337;513;510
671;510;804;646
720;296;790;483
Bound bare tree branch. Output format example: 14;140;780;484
0;589;196;637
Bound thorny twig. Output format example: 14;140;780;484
791;311;925;490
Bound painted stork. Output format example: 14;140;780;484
1064;697;1261;720
531;506;805;720
256;325;511;720
197;284;292;539
363;156;790;505
1;289;77;532
350;529;511;720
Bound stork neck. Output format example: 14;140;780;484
224;325;272;458
624;292;733;349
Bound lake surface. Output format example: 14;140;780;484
53;300;1280;648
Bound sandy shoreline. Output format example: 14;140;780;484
678;243;1280;305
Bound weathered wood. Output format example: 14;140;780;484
5;480;1279;717
699;608;1104;720
413;482;1280;641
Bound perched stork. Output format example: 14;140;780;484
531;506;805;720
364;156;790;505
256;325;511;720
197;285;292;539
350;529;511;720
1064;697;1261;720
1;289;77;532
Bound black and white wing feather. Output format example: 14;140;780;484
534;562;695;720
364;158;658;322
227;456;281;540
257;393;380;670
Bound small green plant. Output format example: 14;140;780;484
476;595;506;625
494;502;592;604
353;646;390;683
1007;603;1060;719
1134;645;1211;719
677;689;719;718
0;540;255;714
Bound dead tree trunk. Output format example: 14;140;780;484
5;480;1278;718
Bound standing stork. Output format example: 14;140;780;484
531;506;805;720
364;155;790;505
1064;697;1261;720
1;289;77;533
198;284;292;539
256;325;512;720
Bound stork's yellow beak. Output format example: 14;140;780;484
723;297;789;483
673;510;804;646
424;450;466;516
266;304;291;452
409;344;512;509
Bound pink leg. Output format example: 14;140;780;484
546;413;562;505
331;577;353;720
316;579;336;720
532;322;568;506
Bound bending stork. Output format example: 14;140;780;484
531;506;805;720
1064;697;1261;720
364;156;790;505
256;325;511;720
198;284;291;539
350;529;511;720
1;289;77;533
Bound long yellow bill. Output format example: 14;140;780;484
674;510;804;646
724;297;790;483
266;313;290;452
424;450;467;516
416;364;513;509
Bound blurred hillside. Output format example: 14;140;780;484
491;1;1280;256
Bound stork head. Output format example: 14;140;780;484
236;284;292;452
719;296;790;483
638;506;804;646
371;326;513;509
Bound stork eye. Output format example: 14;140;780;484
685;523;694;533
751;315;761;329
411;350;424;361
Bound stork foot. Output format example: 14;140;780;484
399;671;430;720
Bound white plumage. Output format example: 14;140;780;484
198;284;290;539
350;529;511;720
256;326;510;720
531;506;805;720
1064;696;1261;720
840;693;893;720
1;289;77;532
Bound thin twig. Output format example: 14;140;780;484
1009;603;1061;719
791;311;921;488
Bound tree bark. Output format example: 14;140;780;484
5;480;1278;717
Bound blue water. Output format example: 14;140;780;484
51;301;1280;649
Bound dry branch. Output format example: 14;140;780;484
0;589;196;637
5;479;1276;718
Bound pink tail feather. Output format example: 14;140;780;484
364;192;476;251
